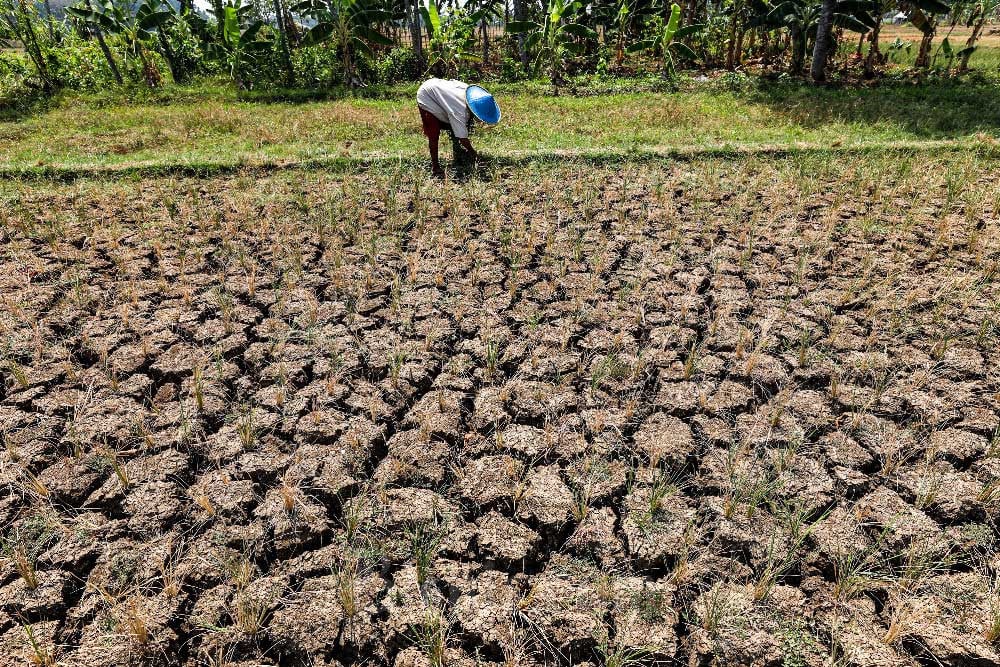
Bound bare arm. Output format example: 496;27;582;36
458;137;477;160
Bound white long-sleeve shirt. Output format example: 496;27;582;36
417;78;471;139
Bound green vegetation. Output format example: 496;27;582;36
1;76;997;173
1;0;998;107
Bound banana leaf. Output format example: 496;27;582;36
675;23;706;38
301;21;334;45
662;2;680;43
505;20;540;33
673;41;697;60
834;0;880;13
357;24;392;46
911;0;950;13
421;0;440;36
626;38;655;52
908;8;933;34
561;22;597;39
833;13;870;32
137;9;172;30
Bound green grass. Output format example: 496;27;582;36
1;76;999;173
869;24;1000;72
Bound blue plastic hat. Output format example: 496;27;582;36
466;85;501;125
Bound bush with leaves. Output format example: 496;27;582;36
45;33;127;89
209;2;272;89
759;0;878;74
0;48;30;93
376;46;421;84
507;0;597;86
421;1;482;78
628;2;704;78
288;42;340;87
499;51;531;80
293;0;393;86
67;0;181;86
1;0;56;90
160;11;212;81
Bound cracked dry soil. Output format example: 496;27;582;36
2;154;1000;667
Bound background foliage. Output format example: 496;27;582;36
1;0;999;106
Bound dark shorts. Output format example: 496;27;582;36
418;105;472;166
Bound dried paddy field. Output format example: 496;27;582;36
2;151;1000;667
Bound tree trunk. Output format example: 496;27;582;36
810;0;836;82
284;6;301;46
915;17;936;67
212;0;225;42
513;0;528;70
863;21;881;76
233;60;245;90
481;17;489;64
16;0;54;91
42;0;55;41
725;13;737;69
157;29;183;83
273;0;294;86
958;17;985;71
95;29;123;83
790;27;804;73
85;0;123;84
410;0;423;65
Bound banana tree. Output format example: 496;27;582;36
763;0;877;74
1;0;55;91
958;0;998;70
627;2;704;77
855;0;896;76
210;3;270;89
68;0;175;86
271;0;294;86
904;0;952;67
66;0;123;83
506;0;597;86
293;0;393;86
463;0;503;64
420;0;483;77
813;0;879;80
613;0;633;67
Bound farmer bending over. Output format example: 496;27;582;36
417;78;501;178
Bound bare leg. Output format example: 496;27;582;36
419;107;443;178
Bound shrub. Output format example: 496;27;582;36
163;17;214;81
499;56;529;82
43;36;117;90
0;50;31;92
377;47;421;85
292;43;341;88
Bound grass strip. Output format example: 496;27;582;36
1;138;994;182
